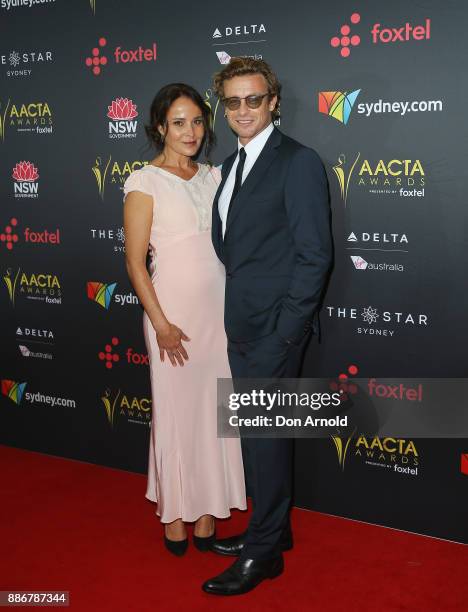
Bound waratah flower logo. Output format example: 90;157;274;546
12;161;39;182
107;98;138;120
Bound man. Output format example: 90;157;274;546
203;58;332;596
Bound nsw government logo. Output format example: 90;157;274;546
12;161;39;199
107;97;138;139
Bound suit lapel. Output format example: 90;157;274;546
212;151;237;253
225;128;282;238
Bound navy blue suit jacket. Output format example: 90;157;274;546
212;128;332;345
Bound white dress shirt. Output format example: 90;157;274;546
218;122;274;238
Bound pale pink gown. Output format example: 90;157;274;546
123;163;246;523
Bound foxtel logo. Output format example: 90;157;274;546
368;378;423;401
85;37;157;76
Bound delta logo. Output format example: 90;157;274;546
3;267;62;306
0;217;60;251
101;388;151;427
92;155;148;200
212;24;266;39
330;12;431;58
1;379;27;405
87;281;139;309
0;99;53;141
84;37;157;77
12;161;40;199
107;97;138;139
347;232;409;247
333;153;425;203
98;337;149;370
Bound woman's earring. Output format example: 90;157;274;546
224;111;227;118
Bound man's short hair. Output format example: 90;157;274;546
213;57;281;119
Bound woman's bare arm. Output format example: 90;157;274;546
123;190;190;366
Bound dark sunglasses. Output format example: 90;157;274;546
222;93;270;111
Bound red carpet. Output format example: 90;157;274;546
0;445;466;611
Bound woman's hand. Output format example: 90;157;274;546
156;323;190;366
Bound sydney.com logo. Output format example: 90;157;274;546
318;89;442;125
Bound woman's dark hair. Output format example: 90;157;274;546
145;83;215;160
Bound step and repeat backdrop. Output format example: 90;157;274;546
1;1;467;543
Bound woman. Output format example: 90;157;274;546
123;84;246;556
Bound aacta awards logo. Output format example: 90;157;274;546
330;12;431;58
1;379;27;405
0;99;53;141
91;155;147;199
12;161;39;199
87;281;139;309
334;435;421;476
107;97;138;139
84;37;157;76
0;217;60;251
333;153;425;201
3;267;62;306
101;388;151;427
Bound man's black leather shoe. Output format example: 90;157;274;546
202;555;284;595
209;529;293;556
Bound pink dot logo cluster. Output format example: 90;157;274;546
0;218;19;251
330;13;361;58
330;364;359;399
85;37;108;76
99;336;120;369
